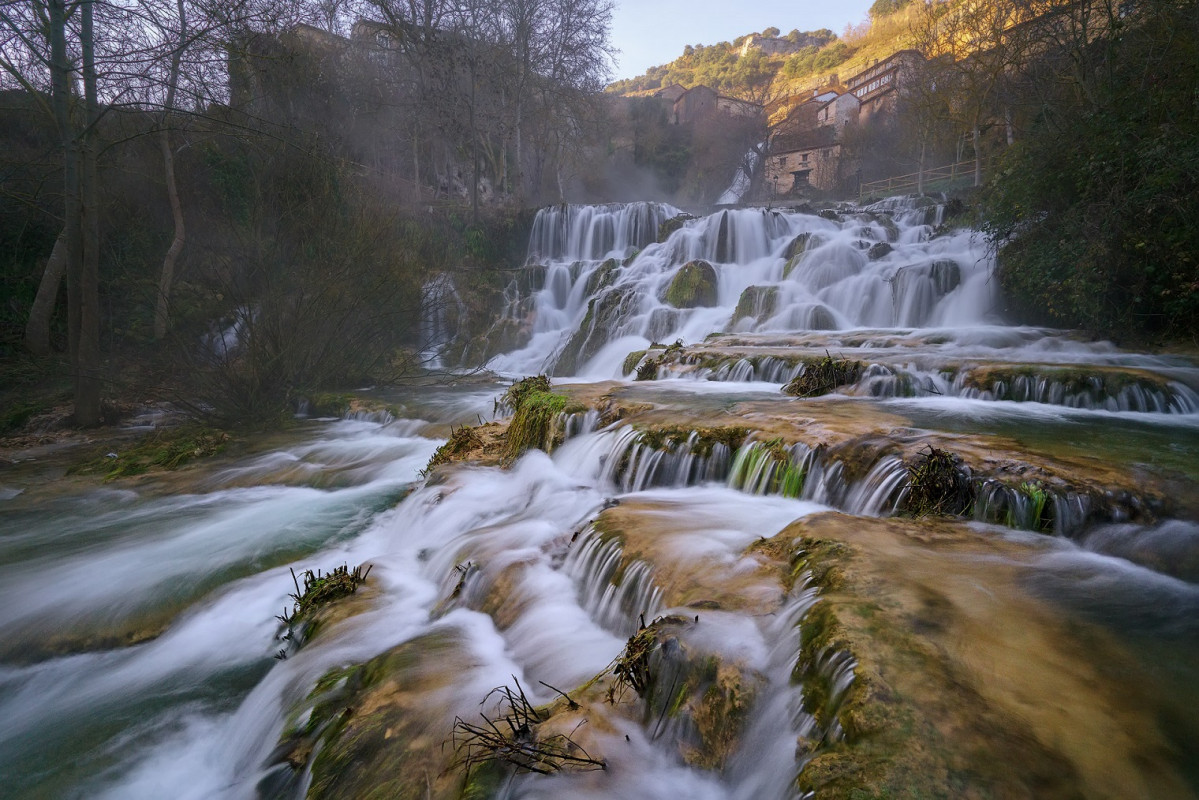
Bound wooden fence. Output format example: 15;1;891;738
858;158;982;201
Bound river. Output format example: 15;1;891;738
1;198;1197;798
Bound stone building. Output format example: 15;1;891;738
845;49;923;123
764;92;859;193
764;126;841;193
672;85;762;125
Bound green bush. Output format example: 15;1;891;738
979;0;1199;342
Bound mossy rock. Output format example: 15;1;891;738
867;242;893;261
285;632;485;800
622;349;648;376
616;616;761;771
502;376;569;460
634;425;750;458
554;285;639;375
733;286;779;324
663;260;718;308
783;232;812;261
582;257;620;298
635;357;662;381
657;213;696;243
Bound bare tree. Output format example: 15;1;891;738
911;0;1030;185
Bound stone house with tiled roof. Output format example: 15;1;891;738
845;49;923;123
765;92;860;193
671;85;762;125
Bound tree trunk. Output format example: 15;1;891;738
411;137;421;204
154;127;186;340
514;98;523;203
154;0;187;341
48;0;83;390
972;125;982;187
77;0;102;427
24;231;68;356
917;139;926;195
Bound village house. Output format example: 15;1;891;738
653;83;688;104
671;85;762;125
764;125;840;194
764;91;860;193
762;50;922;194
845;49;923;123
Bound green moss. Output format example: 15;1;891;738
635;425;750;458
622;349;648;376
657;213;696;243
71;426;231;480
499;375;553;411
296;632;465;799
283;563;371;628
501;377;569;460
728;438;806;497
635;356;662;381
582;257;620;298
733;286;779;323
307;392;354;417
663;260;718;308
0;399;48;435
425;425;484;473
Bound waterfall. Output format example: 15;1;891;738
490;197;1000;378
526;202;679;262
419;273;464;366
7;194;1198;800
715;143;763;206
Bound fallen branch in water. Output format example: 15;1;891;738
450;677;605;776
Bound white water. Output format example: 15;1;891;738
491;201;1000;378
715;144;763;206
3;198;1198;799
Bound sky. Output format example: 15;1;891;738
608;0;877;81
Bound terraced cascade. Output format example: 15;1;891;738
2;199;1198;799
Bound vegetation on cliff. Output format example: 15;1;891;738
979;0;1199;341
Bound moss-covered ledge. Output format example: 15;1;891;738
775;512;1191;800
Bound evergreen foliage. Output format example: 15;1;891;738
607;29;845;98
979;0;1199;340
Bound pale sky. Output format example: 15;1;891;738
608;0;877;81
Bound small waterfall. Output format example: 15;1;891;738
715;144;763;206
562;527;665;637
420;273;464;365
526;202;678;262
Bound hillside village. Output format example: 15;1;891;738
624;40;926;198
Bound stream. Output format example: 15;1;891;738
1;198;1197;798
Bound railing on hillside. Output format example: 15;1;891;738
858;158;982;201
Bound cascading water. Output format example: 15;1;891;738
4;196;1199;799
715;144;763;206
491;200;1000;378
